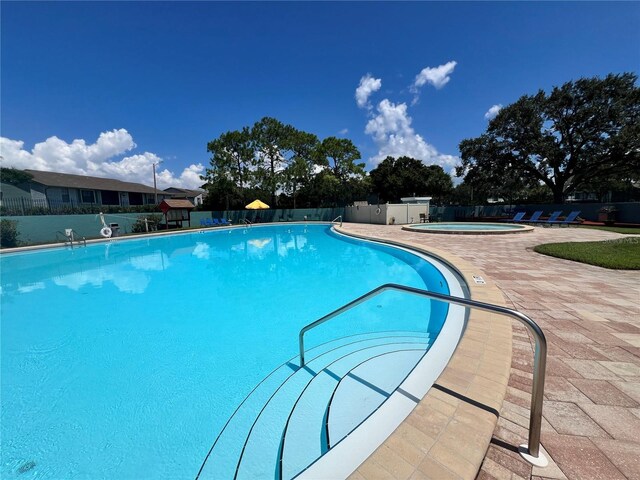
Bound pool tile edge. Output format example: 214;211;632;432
335;225;513;480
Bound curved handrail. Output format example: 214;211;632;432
331;215;342;227
241;218;252;227
298;282;547;464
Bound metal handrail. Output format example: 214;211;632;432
332;215;343;227
55;231;70;245
71;229;87;247
298;282;547;464
241;218;252;227
56;230;87;248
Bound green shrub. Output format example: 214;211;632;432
1;219;20;248
131;214;163;233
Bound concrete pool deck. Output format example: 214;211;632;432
336;224;640;480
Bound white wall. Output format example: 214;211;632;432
345;203;429;225
345;204;388;224
386;203;429;224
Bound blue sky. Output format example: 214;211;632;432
1;2;638;190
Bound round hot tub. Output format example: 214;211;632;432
402;222;534;234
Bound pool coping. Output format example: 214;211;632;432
334;225;513;480
402;222;534;235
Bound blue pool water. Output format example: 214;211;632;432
1;225;450;479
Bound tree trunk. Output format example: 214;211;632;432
270;159;277;207
293;182;297;209
552;187;564;204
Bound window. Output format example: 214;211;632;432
128;192;143;205
80;190;96;204
61;188;70;203
100;190;119;205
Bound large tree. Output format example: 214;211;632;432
458;73;640;203
204;127;254;208
251;117;293;206
314;137;367;206
370;156;453;203
318;137;365;181
457;160;547;205
281;130;320;209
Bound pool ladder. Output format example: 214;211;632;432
56;229;87;248
298;283;548;467
331;215;343;227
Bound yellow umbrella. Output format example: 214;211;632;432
245;199;270;209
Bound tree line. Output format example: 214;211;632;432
202;117;366;210
202;117;454;210
201;72;638;209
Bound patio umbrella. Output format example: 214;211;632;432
245;199;270;209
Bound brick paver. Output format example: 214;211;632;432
339;224;639;480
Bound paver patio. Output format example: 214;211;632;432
339;223;640;480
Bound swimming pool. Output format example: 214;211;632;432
1;224;466;479
403;222;534;234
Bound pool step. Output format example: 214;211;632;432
326;350;425;448
197;331;431;480
281;349;425;479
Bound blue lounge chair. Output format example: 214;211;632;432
212;218;221;226
219;218;232;226
204;218;214;227
501;212;526;223
547;211;582;227
525;211;543;224
199;219;207;227
531;211;562;226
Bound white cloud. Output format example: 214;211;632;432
0;129;205;190
338;128;349;135
156;162;205;190
364;99;459;173
410;61;457;105
365;100;412;143
413;61;457;90
355;74;382;109
484;104;503;120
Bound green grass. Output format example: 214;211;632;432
534;238;640;269
579;225;640;234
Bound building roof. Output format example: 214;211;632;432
24;169;160;194
159;199;196;210
163;187;205;196
400;196;432;204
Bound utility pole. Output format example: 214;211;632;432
153;162;159;204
